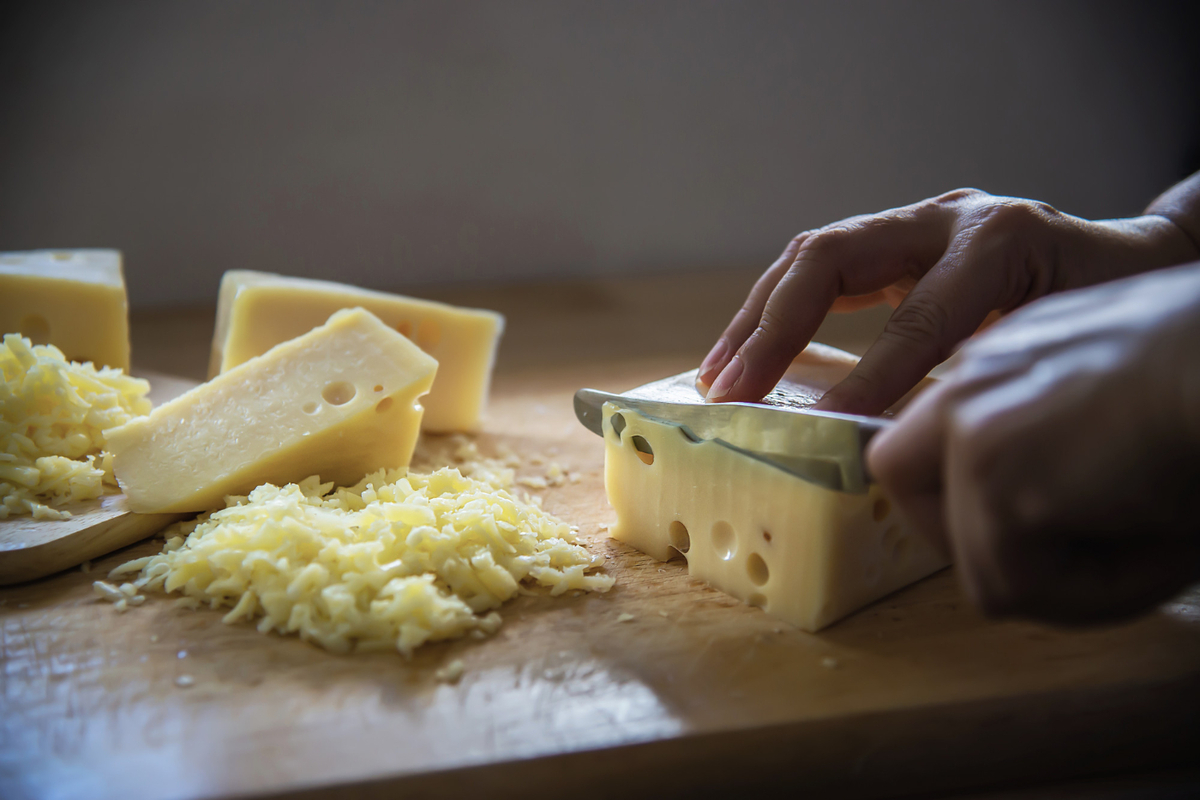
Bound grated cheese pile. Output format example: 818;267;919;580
0;333;151;519
109;463;614;656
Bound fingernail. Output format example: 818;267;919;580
698;339;730;386
706;356;744;402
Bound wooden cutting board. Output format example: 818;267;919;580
0;371;198;585
2;355;1199;800
2;276;1199;800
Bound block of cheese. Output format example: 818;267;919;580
209;271;504;432
603;347;948;632
0;249;130;371
106;308;438;513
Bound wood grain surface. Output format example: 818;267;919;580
2;271;1198;800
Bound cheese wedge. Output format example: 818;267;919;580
604;406;947;631
210;271;503;432
106;308;438;513
0;249;130;371
603;347;947;632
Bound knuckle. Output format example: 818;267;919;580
970;199;1053;239
882;294;952;356
935;187;986;206
754;306;805;351
798;226;854;261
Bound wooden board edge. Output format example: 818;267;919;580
0;510;188;586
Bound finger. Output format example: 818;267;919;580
867;379;956;554
943;370;1200;624
698;236;806;389
815;233;1019;415
707;204;953;403
1001;530;1200;624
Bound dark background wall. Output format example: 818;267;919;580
1;1;1197;308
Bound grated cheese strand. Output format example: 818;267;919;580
114;465;614;656
0;333;150;519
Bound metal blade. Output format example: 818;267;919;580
573;370;891;493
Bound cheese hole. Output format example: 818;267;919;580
668;521;690;555
762;530;772;543
610;413;626;439
631;435;654;465
711;521;737;560
301;401;319;415
19;314;51;345
322;381;356;406
747;553;769;586
417;319;441;349
395;321;413;338
373;384;383;392
375;397;394;414
873;496;890;522
748;593;768;610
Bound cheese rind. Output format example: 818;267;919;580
0;250;130;371
604;405;948;631
106;308;437;513
210;271;503;432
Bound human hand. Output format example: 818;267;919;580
699;189;1199;415
867;263;1200;624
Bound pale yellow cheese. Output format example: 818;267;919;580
104;466;614;656
0;249;130;371
603;346;947;632
604;405;947;631
106;308;437;513
209;271;503;432
0;333;150;519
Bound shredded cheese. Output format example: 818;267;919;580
0;333;150;519
111;463;615;656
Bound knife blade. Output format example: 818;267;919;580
574;369;892;493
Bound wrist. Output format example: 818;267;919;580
1060;215;1200;290
1145;171;1200;256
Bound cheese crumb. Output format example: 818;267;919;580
93;580;125;602
435;659;465;683
0;333;150;519
114;466;614;657
617;612;635;623
821;657;840;669
175;674;195;688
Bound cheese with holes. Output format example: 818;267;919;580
603;347;947;632
210;271;503;432
0;249;130;371
106;308;437;513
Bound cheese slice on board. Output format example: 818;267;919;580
603;347;948;632
0;249;130;371
106;308;438;513
210;271;503;432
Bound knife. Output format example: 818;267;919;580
573;369;892;494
